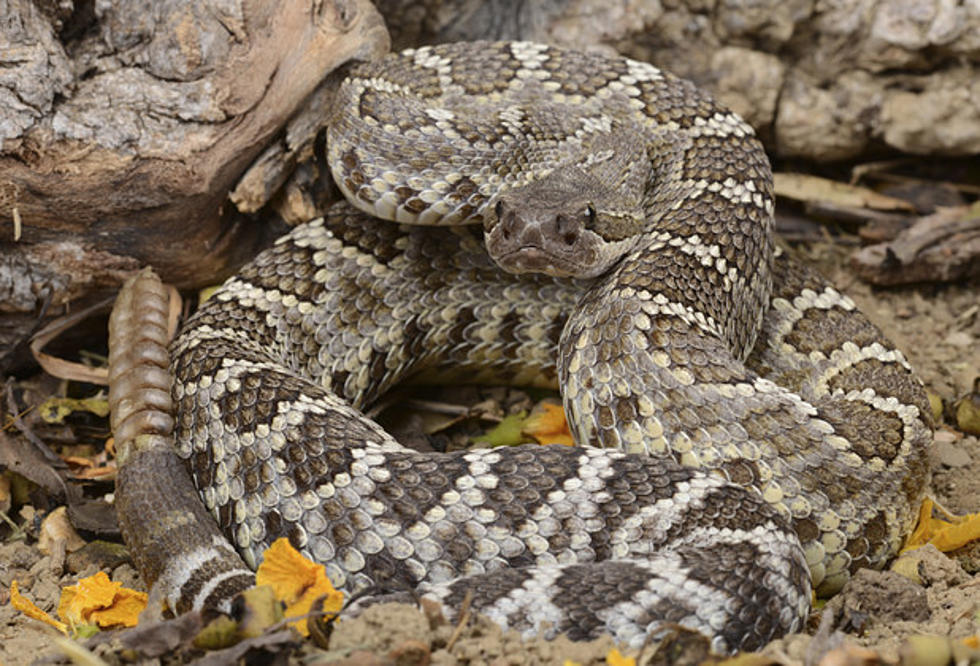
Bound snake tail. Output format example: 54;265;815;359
108;268;253;613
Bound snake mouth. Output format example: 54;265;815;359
492;246;582;278
484;190;625;279
485;206;604;278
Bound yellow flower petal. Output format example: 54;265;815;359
524;403;575;446
86;586;147;628
902;499;934;551
10;581;68;634
902;498;980;553
606;648;636;666
256;538;320;602
931;516;980;551
256;538;344;636
58;572;116;626
57;572;146;629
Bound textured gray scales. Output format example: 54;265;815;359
167;42;931;653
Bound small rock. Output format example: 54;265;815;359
389;639;430;666
28;577;64;610
932;439;971;467
330;603;435;656
314;649;392;666
838;569;930;626
66;540;131;573
943;330;974;347
931;429;960;444
891;544;970;587
2;568;34;590
0;540;38;570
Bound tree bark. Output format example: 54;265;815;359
0;0;387;360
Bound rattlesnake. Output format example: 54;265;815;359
108;41;932;653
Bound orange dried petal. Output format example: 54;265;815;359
902;498;980;553
58;572;118;625
524;403;574;446
902;498;936;551
86;586;146;628
606;648;636;666
929;511;980;552
282;575;343;637
57;572;147;629
10;581;68;634
256;538;344;636
256;538;321;602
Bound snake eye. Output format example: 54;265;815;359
494;200;504;218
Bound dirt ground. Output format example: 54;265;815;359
0;239;978;666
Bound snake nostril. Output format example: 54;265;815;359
556;215;578;245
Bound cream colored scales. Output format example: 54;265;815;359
156;41;932;652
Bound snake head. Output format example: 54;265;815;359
484;173;644;279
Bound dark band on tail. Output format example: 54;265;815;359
109;269;253;613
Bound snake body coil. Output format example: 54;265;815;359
116;41;931;653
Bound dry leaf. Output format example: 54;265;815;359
193;615;241;651
58;571;147;630
61;444;116;480
29;300;113;386
953;380;980;435
472;412;529;447
10;580;69;634
236;585;283;639
774;173;915;211
70;463;117;481
910;634;980;666
926;391;944;424
890;552;925;586
38;506;87;555
899;635;952;666
255;538;343;636
39;394;110;424
198;285;222;304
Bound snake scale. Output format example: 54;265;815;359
108;41;932;653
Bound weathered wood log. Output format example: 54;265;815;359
850;205;980;285
0;0;388;359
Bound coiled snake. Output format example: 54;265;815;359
108;42;931;653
